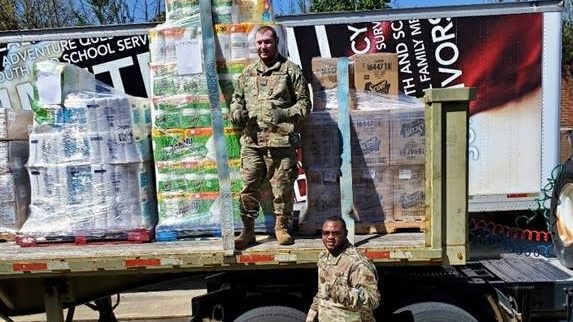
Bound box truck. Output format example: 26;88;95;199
1;1;572;322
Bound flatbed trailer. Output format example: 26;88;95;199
2;85;572;322
0;79;473;321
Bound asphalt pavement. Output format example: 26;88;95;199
10;290;205;322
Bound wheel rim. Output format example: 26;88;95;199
556;183;573;246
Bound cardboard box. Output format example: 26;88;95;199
310;57;356;111
301;110;390;168
354;53;399;96
301;112;340;168
392;165;425;221
311;57;338;91
352;166;393;223
350;109;390;167
390;107;425;165
304;167;341;224
303;165;392;226
0;109;33;141
0;171;30;233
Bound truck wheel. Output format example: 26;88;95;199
550;158;573;268
233;306;306;322
393;302;478;322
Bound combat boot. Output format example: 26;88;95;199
235;216;256;250
275;215;294;245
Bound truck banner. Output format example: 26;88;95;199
0;34;150;110
286;13;543;197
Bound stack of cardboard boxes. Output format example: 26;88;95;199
301;53;426;234
0;109;32;240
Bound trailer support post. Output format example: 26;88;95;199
44;285;64;322
424;88;475;265
337;57;355;243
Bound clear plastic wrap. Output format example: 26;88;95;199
33;60;96;106
22;162;156;237
0;141;29;175
18;61;156;243
311;53;403;112
164;0;271;24
152;127;241;162
165;0;234;23
152;95;230;130
231;0;272;23
300;79;426;233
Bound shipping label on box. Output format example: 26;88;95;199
354;53;399;96
392;165;425;221
390;107;425;165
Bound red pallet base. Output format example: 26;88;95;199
16;229;153;247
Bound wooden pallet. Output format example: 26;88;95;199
298;219;426;236
155;226;276;242
356;220;426;234
155;228;221;242
15;229;153;247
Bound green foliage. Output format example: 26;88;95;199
311;0;390;12
564;0;573;65
0;0;18;30
565;21;573;65
0;0;163;30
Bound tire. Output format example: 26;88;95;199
233;306;307;322
550;158;573;268
392;302;478;322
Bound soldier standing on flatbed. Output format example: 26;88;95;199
306;216;381;322
229;25;311;249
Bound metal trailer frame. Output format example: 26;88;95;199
275;0;564;212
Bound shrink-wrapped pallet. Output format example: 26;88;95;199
149;8;282;239
299;89;426;234
17;61;156;245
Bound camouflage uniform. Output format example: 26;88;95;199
307;241;380;322
230;55;310;217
